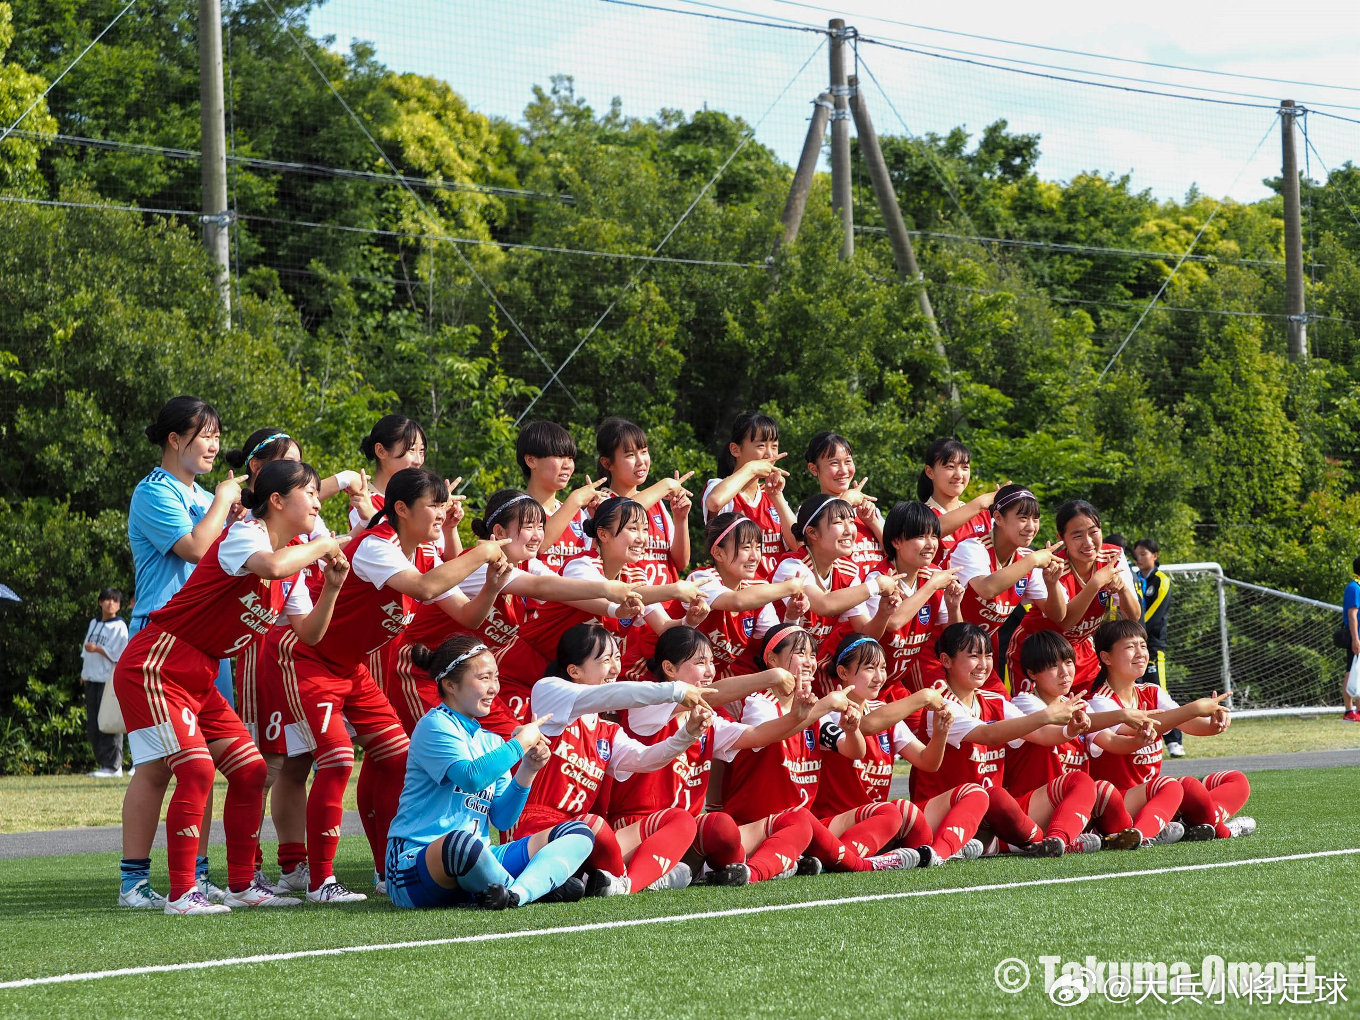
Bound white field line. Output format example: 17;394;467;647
3;847;1357;991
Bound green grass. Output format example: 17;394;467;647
1;768;1356;1018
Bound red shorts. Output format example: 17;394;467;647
234;629;267;733
504;804;571;843
386;643;440;735
114;626;251;765
250;627;292;755
276;633;403;756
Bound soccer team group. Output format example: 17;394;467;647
113;399;1255;915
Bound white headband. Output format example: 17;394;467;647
434;643;489;683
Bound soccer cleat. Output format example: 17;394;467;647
1068;833;1104;854
949;838;985;862
474;883;512;911
868;847;921;871
89;768;123;778
646;862;693;891
223;880;302;908
196;876;227;904
1181;823;1218;842
306;876;368;904
583;869;631;897
1018;836;1066;858
253;868;275;890
1226;815;1257;838
1165;740;1186;758
706;862;751;887
117;879;168;909
795;855;823;877
164;889;231;916
538;876;587;903
272;864;309;894
373;878;387;897
916;845;945;867
1142;821;1186;848
1101;827;1143;852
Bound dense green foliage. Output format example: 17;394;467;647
3;1;1359;770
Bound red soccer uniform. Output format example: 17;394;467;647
927;496;992;567
536;500;592;575
721;693;827;824
1003;691;1090;795
951;532;1048;692
847;510;885;575
609;701;748;822
1007;547;1137;697
600;492;679;587
863;561;947;696
813;703;918;816
687;568;781;681
703;479;786;579
907;686;1025;804
770;549;868;668
1086;683;1177;790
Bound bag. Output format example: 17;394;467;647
1334;623;1351;650
97;680;126;735
1348;657;1360;701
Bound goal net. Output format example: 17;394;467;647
1161;563;1345;718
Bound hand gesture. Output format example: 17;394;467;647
882;587;904;612
784;584;810;622
1192;691;1233;717
748;453;788;481
568;476;609;512
822;685;856;714
872;571;907;597
477;538;514;568
932;701;956;732
841;477;877;509
485;555;516;593
512;713;552;752
615;591;646;620
522;736;551;770
349;469;377;523
683;597;711;627
662;471;695;500
840;700;863;732
1028;540;1065;571
443;478;467;528
672;581;701;604
1041;556;1064;590
676;683;709;709
1043;694;1085;727
915;687;945;712
602;579;635;604
927;566;960;592
321;551;351;588
684;701;714;736
669;484;693;518
976;481;1010;511
769;667;797;698
216;469;242;506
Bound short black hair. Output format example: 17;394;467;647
99;587;123;602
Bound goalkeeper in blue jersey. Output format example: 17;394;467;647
386;633;595;909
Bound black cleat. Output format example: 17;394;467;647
474;883;512;911
1182;823;1218;842
795;855;823;877
538;876;586;904
706;862;751;886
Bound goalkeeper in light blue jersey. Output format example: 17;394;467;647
386;634;594;909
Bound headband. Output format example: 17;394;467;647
801;497;837;531
433;643;489;683
708;515;748;553
487;493;538;528
992;488;1036;514
835;636;877;666
247;432;291;461
764;624;808;660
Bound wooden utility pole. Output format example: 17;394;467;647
848;75;963;421
1280;99;1306;361
777;92;832;250
199;0;231;326
828;19;853;259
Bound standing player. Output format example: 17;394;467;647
703;412;796;578
803;431;884;572
516;421;604;575
595;417;694;584
385;634;595;909
1133;538;1182;753
916;438;1001;566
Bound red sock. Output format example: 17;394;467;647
801;809;872;872
1043;772;1097;847
217;737;268;892
983;786;1042;846
586;817;627;876
839;803;902;859
306;743;354;890
165;750;216;900
747;809;813;882
1093;779;1134;834
1204;771;1251;837
623;809;698;889
695;812;744;869
1132;776;1184;840
357;728;408;877
1177;776;1216;827
895;800;934;848
278;841;307;872
929;784;987;858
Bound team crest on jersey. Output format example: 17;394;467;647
742;617;755;637
281;581;293;598
653;513;664;528
1015;577;1029;596
769;508;781;524
917;605;932;626
596;738;612;762
699;733;708;754
570;521;584;537
1098;589;1111;606
877;732;892;754
974;523;986;533
803;729;816;750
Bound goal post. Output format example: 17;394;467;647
1161;563;1345;718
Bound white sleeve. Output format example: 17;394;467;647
1156;687;1179;710
740;692;781;727
925;702;990;748
861;569;887;617
608;726;698;780
1084;694;1121;755
690;569;729;603
284;578;314;616
105;621;129;661
627;700;683;737
563;557;607;583
889;719;918;755
531;676;685;737
711;716;749;762
770;558;810;585
308;517;331;543
949;539;989;587
217;521;272;576
1025;564;1048;602
751;601;780;639
526;558;554;577
348;506;365;530
702;478;733;523
1116;557;1137;602
1001;696;1027;748
350;535;415;590
456;562;491;598
1011;692;1046;715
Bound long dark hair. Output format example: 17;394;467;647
582;497;645;541
238;460;320;520
717;411;778;475
366;468;447;531
791;494;853;545
647;626;712;679
934;622;990;660
545;623;618;679
146;396;220;449
1055;499;1101;536
360;414;426;462
470;488;546;539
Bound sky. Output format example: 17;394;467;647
307;0;1360;203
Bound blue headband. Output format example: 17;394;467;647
247;432;291;461
835;636;878;666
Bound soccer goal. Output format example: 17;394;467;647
1161;563;1345;718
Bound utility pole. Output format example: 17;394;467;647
199;0;231;327
1280;99;1306;361
828;19;853;259
848;75;963;422
776;92;833;250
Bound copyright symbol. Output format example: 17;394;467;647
995;958;1030;994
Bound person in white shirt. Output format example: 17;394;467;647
81;587;130;777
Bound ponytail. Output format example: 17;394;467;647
367;468;446;531
238;460;320;520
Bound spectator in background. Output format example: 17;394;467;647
1133;538;1182;756
1342;558;1360;722
81;587;129;777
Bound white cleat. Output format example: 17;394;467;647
868;847;921;870
117;879;168;909
164;889;231;916
272;863;309;894
1069;833;1104;853
1226;816;1257;838
646;862;692;891
223;880;302;908
1142;821;1186;848
197;876;227;904
306;875;367;904
949;838;985;861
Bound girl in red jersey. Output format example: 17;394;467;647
770;495;904;674
803;432;883;573
612;626;844;886
684;513;807;685
516;420;605;574
494;497;704;736
815;634;995;867
862;501;963;700
723;625;922;874
1086;620;1252;844
392;489;640;734
273;468;512;903
1007;500;1141;698
510;624;713;894
702;412;796;578
595;417;694;585
916;438;1002;566
908;623;1088;858
115;460;350;914
951;484;1067;693
1008;631;1153;851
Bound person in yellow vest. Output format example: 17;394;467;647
1133;538;1181;757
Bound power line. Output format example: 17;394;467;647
596;0;825;36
